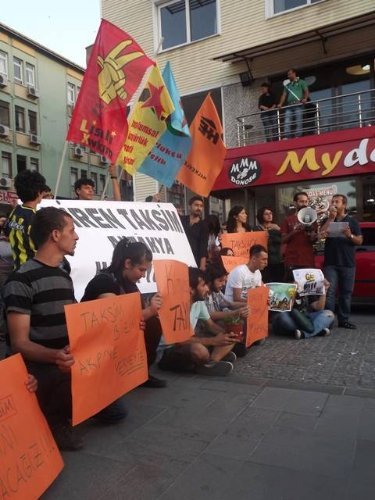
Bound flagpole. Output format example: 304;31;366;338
54;141;68;199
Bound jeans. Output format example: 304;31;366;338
284;104;304;138
272;309;335;338
261;111;277;141
324;265;356;323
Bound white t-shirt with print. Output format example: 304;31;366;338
224;264;262;302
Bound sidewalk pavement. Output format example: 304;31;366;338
42;310;375;500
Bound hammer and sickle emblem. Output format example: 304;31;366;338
97;40;144;105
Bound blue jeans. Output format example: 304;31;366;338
272;309;335;338
324;265;356;323
261;111;277;141
284;105;304;138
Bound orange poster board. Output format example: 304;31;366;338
0;354;64;499
65;292;147;426
221;255;248;273
154;260;193;344
246;287;269;347
221;232;268;259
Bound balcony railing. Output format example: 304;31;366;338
236;88;375;147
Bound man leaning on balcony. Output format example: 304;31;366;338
278;69;309;139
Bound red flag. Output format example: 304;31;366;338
67;19;154;163
177;94;226;197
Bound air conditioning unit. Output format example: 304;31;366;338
29;134;41;145
0;177;12;188
27;85;39;98
0;125;10;137
0;74;7;87
74;146;84;158
100;155;109;165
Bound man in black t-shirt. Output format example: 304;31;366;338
258;82;277;142
320;195;363;329
180;196;209;271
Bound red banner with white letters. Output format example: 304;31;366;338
213;127;375;191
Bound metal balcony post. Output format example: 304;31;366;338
358;94;363;127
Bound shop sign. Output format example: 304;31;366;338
228;157;261;186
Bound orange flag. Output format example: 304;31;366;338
0;354;64;498
177;94;226;197
246;287;269;347
65;293;147;426
153;260;193;344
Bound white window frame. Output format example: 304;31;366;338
0;51;8;78
154;0;220;53
67;82;76;105
29;157;39;172
25;62;36;87
13;57;23;84
1;152;12;178
265;0;325;18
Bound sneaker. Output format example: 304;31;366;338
93;400;128;424
140;375;167;388
338;321;357;330
294;329;303;340
196;361;233;377
52;423;83;451
232;343;248;358
222;351;237;363
319;328;331;337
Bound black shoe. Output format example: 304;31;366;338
52;423;83;451
92;401;128;424
140;375;167;388
338;321;357;330
232;343;248;357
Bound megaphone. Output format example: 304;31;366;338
297;207;317;226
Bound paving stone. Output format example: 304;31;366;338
251;387;328;415
345;439;375;500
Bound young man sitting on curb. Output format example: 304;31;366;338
158;267;239;376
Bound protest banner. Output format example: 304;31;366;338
177;94;226;197
65;293;147;426
246;287;269;347
220;255;248;273
66;19;153;162
292;268;325;296
0;354;63;499
40;200;196;300
153;260;193;344
266;283;297;312
221;232;268;259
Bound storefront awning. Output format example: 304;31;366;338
213;12;375;63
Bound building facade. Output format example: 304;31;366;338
0;23;115;208
102;0;375;221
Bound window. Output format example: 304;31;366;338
0;101;10;127
29;158;39;171
67;83;76;105
13;57;23;84
269;0;322;15
16;155;27;173
15;106;25;132
25;63;35;87
70;167;78;191
99;174;106;194
81;169;87;178
28;110;37;134
91;172;98;194
0;51;8;78
158;0;218;51
1;152;12;178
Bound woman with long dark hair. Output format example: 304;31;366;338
254;206;283;282
204;214;222;262
226;206;252;233
82;238;166;392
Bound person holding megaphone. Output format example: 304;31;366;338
281;191;318;281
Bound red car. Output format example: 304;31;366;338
315;222;375;304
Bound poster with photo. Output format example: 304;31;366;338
266;283;297;312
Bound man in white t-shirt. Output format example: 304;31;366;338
158;268;239;376
225;244;268;303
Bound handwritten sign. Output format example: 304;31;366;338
221;232;268;259
65;293;148;426
0;354;63;499
246;287;269;347
153;260;193;344
221;255;248;273
266;283;297;311
292;268;325;296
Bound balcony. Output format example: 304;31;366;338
236;88;375;147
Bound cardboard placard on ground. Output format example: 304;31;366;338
221;255;248;273
154;260;193;344
221;232;268;259
65;293;147;426
0;354;64;498
246;287;269;347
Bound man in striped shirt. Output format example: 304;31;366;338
4;169;47;269
3;207;82;450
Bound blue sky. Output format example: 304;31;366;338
1;0;101;67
